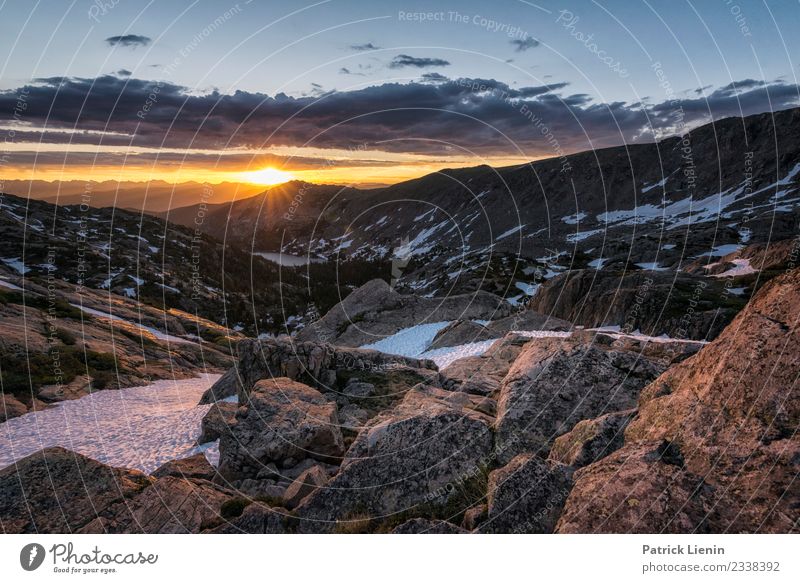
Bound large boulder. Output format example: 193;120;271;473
480;454;573;533
152;453;218;480
198;401;237;444
200;337;437;404
0;447;152;533
548;409;637;468
82;476;234;534
494;336;665;462
428;320;494;350
296;278;509;346
558;267;800;533
294;384;494;532
556;441;713;533
217;378;345;480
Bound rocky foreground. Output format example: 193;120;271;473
1;267;798;534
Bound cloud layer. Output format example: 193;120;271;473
1;73;797;166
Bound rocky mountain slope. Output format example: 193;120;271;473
161;108;800;305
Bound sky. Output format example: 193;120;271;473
1;0;799;189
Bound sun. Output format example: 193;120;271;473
240;167;294;185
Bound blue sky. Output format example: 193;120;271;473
1;0;798;185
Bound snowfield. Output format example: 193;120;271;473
0;374;222;474
711;258;758;278
360;322;573;368
360;321;451;357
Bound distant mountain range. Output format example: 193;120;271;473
2;180;266;213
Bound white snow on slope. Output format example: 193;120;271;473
635;262;670;271
496;224;524;240
561;212;587;225
420;339;498;369
360;321;451;357
1;257;29;274
711;258;758;278
588;258;607;269
0;374;221;473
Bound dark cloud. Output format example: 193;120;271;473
389;54;450;68
350;42;380;51
105;35;151;48
420;72;449;83
116;69;132;77
1;75;797;161
510;37;539;52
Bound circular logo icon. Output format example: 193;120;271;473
20;543;46;571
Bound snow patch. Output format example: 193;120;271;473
0;374;222;473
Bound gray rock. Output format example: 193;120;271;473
428;320;494;350
152;453;217;480
548;409;636;468
295;385;494;532
198;401;237;444
296;278;509;346
218;378;345;481
481;454;573;534
283;465;330;509
494;336;664;462
0;447;152;534
528;269;737;340
82;476;235;534
200;336;437;404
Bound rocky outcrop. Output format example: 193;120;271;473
198;401;237;444
557;441;713;533
548;409;636;468
294;384;494;532
218;378;345;480
82;475;234;534
0;447;152;533
200;336;437;403
428;320;494;349
480;454;573;533
528;269;739;340
152;453;218;480
494;336;665;462
296;279;509;346
558;267;800;533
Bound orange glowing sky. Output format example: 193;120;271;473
1;139;535;187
